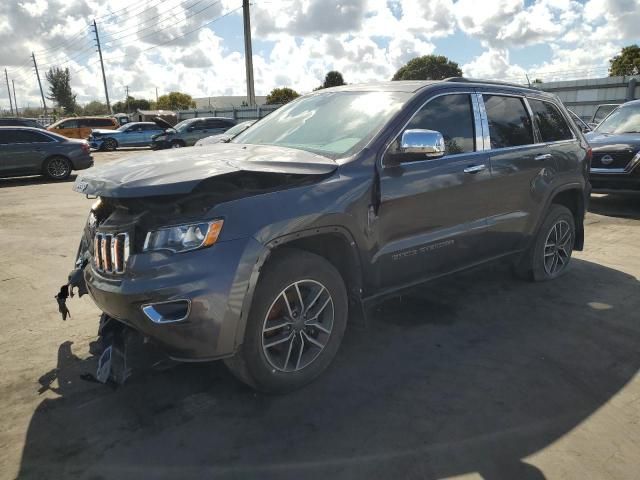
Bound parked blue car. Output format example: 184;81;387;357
89;121;165;151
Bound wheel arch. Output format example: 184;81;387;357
233;226;366;352
548;185;585;251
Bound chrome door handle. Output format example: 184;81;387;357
534;153;552;161
463;164;486;174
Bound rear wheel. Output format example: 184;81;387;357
225;249;348;393
102;138;117;151
515;204;575;281
43;156;72;180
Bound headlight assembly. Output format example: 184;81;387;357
143;220;224;253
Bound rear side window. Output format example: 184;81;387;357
405;94;476;155
529;99;573;142
7;130;53;143
483;95;534;149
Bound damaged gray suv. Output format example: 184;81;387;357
66;79;591;392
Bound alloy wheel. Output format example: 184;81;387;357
47;158;70;179
261;279;334;372
543;219;573;276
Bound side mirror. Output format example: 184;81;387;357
400;129;445;158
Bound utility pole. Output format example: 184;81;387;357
125;85;129;113
32;52;47;117
92;20;111;114
155;87;158;104
4;69;14;115
12;80;18;116
242;0;256;106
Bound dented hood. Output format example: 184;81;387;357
73;143;337;198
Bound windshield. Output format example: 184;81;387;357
174;119;196;132
116;124;132;131
233;91;410;158
226;121;254;137
595;105;640;134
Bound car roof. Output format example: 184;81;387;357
0;126;47;130
620;99;640;107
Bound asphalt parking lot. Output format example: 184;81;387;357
1;149;640;480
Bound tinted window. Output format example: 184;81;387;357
6;130;53;144
529;99;573;142
60;119;78;129
141;124;160;131
96;118;115;127
404;94;476;155
0;130;13;144
483;95;534;149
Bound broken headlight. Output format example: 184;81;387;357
143;220;224;253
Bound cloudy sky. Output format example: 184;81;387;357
1;0;639;109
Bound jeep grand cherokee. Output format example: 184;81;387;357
66;78;591;392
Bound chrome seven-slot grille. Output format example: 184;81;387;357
93;232;130;274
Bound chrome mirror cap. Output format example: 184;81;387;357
400;129;445;157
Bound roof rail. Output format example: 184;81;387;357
443;77;531;89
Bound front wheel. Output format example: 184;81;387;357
225;249;348;393
43;156;72;180
516;204;575;281
170;140;185;149
102;138;117;151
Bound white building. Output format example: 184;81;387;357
193;96;268;109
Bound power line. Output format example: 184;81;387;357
100;0;206;40
96;0;174;24
103;0;223;48
102;4;241;62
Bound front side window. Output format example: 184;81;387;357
483;95;534;149
529;99;573;142
404;94;476;155
234;91;410;158
594;104;640;134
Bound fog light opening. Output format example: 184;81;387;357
142;300;191;324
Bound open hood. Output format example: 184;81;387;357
153;116;174;130
585;132;640;152
73;143;337;198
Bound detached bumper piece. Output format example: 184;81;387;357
92;316;174;386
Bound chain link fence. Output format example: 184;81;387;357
176;104;282;122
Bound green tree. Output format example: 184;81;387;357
392;55;462;81
315;71;346;90
156;91;196;110
45;67;77;113
609;45;640;76
266;87;300;105
82;100;109;115
112;96;152;113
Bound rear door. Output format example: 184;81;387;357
375;91;494;289
479;92;557;256
141;124;164;145
0;129;53;175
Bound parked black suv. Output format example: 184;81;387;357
66;79;591;392
586;99;640;192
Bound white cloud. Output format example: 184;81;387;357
1;0;639;111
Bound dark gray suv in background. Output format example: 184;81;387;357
67;79;591;392
0;127;93;180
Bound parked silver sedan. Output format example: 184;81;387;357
0;127;93;180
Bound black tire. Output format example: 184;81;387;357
170;140;185;149
224;249;348;393
43;156;72;180
102;138;117;151
515;204;575;282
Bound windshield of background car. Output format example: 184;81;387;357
595;105;640;134
174;119;196;132
233;91;410;158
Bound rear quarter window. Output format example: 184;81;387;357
528;99;573;142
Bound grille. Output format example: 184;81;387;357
591;151;634;170
93;232;130;274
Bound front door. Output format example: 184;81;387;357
374;92;493;290
0;129;51;175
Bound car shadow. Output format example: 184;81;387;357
17;259;640;479
0;174;77;188
589;193;640;220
